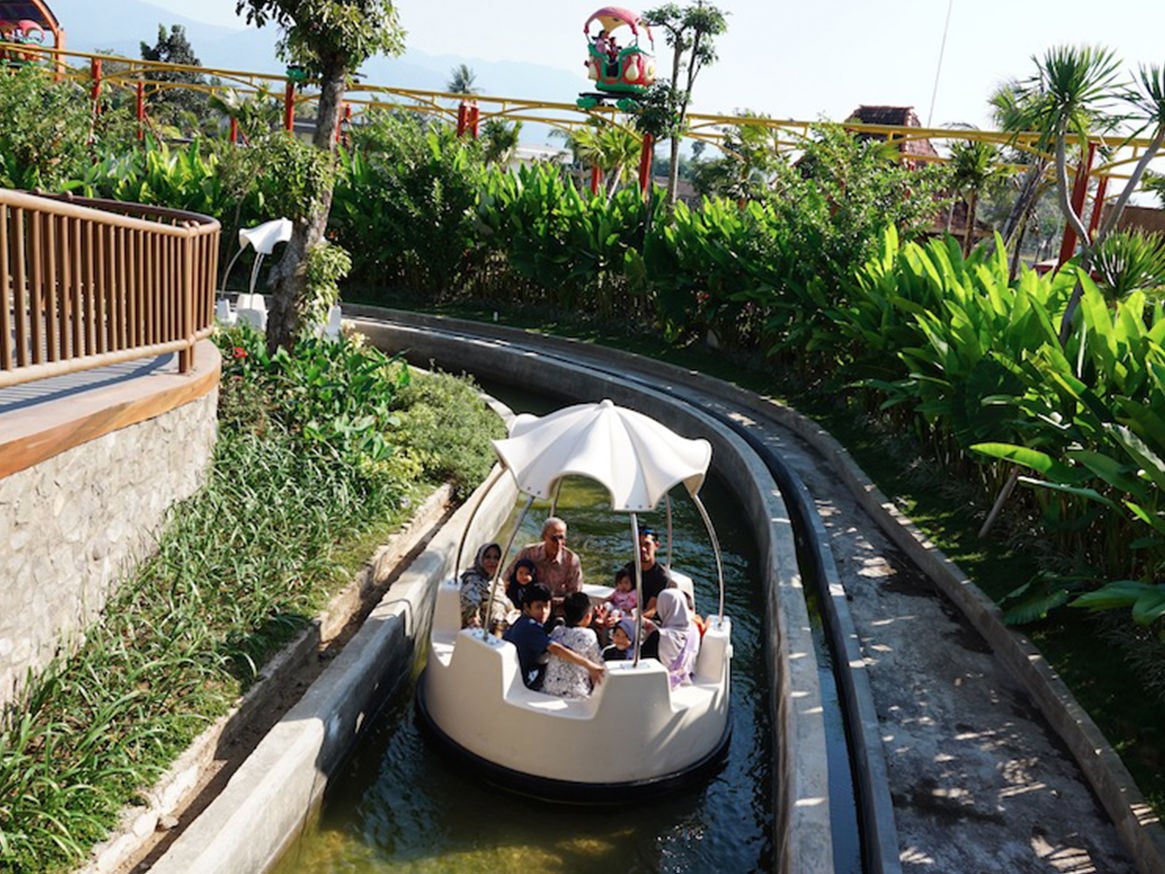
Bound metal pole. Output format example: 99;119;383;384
483;494;535;638
283;80;295;133
691;493;725;620
638;132;654;195
1087;175;1109;238
590;165;602;196
229;117;238;144
664;493;673;573
452;465;505;582
549;478;564;516
90;57;102;115
456;102;468;137
135;81;145;141
631;512;645;667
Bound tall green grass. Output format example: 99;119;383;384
0;331;502;873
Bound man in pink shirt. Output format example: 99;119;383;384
505;516;582;599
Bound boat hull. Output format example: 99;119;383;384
418;580;732;802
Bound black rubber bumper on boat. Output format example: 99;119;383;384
415;681;732;804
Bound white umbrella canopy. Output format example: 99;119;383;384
492;399;712;512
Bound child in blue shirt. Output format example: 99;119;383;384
503;583;606;691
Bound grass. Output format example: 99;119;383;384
0;336;503;874
360;288;1165;815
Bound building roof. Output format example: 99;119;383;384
847;105;922;127
0;1;60;28
845;104;938;161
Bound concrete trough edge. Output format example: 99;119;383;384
351;317;834;874
360;307;1165;874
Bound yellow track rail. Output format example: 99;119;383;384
2;41;1158;181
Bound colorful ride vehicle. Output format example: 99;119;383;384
578;6;656;108
0;19;43;63
419;400;732;801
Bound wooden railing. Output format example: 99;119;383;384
0;189;220;388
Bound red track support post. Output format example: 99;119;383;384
336;102;352;146
283;80;295;133
1087;175;1109;238
229;117;239;144
1057;141;1096;267
637;133;654;196
456;102;468;137
590;165;602;195
135;80;145;140
90;57;102;115
469;104;480;139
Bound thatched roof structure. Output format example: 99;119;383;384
845;105;938;167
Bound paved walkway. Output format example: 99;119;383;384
706;386;1135;873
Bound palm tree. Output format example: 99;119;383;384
481;119;522;166
947;137;1009;256
446;63;478;96
1017;47;1165;343
554;120;642;199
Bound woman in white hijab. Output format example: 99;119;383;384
655;588;700;688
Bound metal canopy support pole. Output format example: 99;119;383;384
456;101;468;137
483;493;535;638
549;478;564;517
691;493;726;620
453;465;506;584
630;512;644;667
664;493;674;573
590;165;602;195
229;117;239;144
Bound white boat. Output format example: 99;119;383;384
417;399;733;801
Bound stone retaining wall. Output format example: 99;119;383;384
0;389;218;708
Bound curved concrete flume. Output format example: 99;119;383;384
151;313;844;873
353;306;1165;874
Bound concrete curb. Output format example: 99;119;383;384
149;465;518;874
351;317;835;874
364;307;1165;874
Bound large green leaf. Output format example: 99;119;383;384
970;443;1086;483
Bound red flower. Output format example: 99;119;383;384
232;346;248;359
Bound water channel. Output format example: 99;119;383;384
272;387;779;872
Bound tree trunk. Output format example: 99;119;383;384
963;191;977;257
265;63;346;352
1008;203;1030;281
1001;160;1045;248
665;36;684;210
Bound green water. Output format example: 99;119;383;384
271;470;773;873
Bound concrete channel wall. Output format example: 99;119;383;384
367;308;1165;874
152;317;835;874
350;317;835;874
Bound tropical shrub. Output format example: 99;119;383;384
331;112;485;293
0;66;134;189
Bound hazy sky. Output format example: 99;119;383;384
142;0;1165;131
